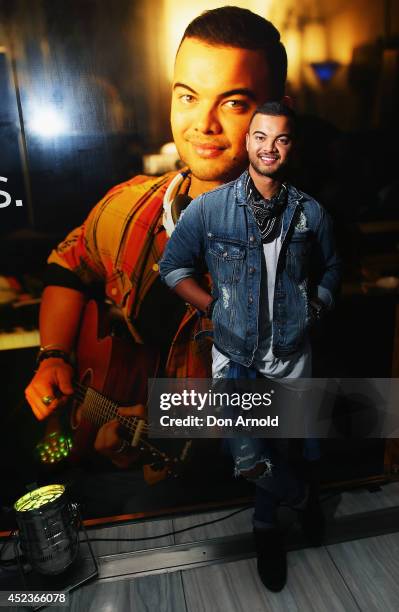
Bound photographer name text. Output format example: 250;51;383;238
159;414;279;428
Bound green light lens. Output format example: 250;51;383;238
36;432;73;464
14;484;65;512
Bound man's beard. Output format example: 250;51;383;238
249;155;287;180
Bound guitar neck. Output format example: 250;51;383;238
74;382;145;444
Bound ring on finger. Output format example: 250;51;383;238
41;395;55;406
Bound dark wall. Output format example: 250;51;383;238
0;0;170;239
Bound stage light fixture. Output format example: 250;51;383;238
14;484;80;576
6;484;98;609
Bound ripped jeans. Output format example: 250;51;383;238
217;361;320;529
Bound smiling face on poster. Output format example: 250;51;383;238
171;37;271;192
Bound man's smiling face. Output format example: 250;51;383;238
171;37;273;186
246;112;293;180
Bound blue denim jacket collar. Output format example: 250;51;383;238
234;170;303;209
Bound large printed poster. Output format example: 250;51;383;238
0;0;398;531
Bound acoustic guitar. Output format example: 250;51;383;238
38;300;193;484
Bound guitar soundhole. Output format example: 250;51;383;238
70;369;93;429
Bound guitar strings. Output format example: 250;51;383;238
81;396;170;437
74;382;176;438
79;387;144;436
61;378;173;461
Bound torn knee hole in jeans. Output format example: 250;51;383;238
234;457;273;479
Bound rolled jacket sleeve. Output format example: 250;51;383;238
316;284;333;308
160;197;206;288
163;268;198;289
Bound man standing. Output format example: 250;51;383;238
160;102;341;591
25;8;288;466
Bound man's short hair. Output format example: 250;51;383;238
179;6;287;100
250;101;297;133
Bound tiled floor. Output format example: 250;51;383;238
4;481;399;611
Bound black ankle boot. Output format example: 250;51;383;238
253;527;287;592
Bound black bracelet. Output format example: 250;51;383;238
36;349;72;367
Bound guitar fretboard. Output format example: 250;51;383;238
74;381;148;442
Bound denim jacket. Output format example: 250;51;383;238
160;170;341;366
